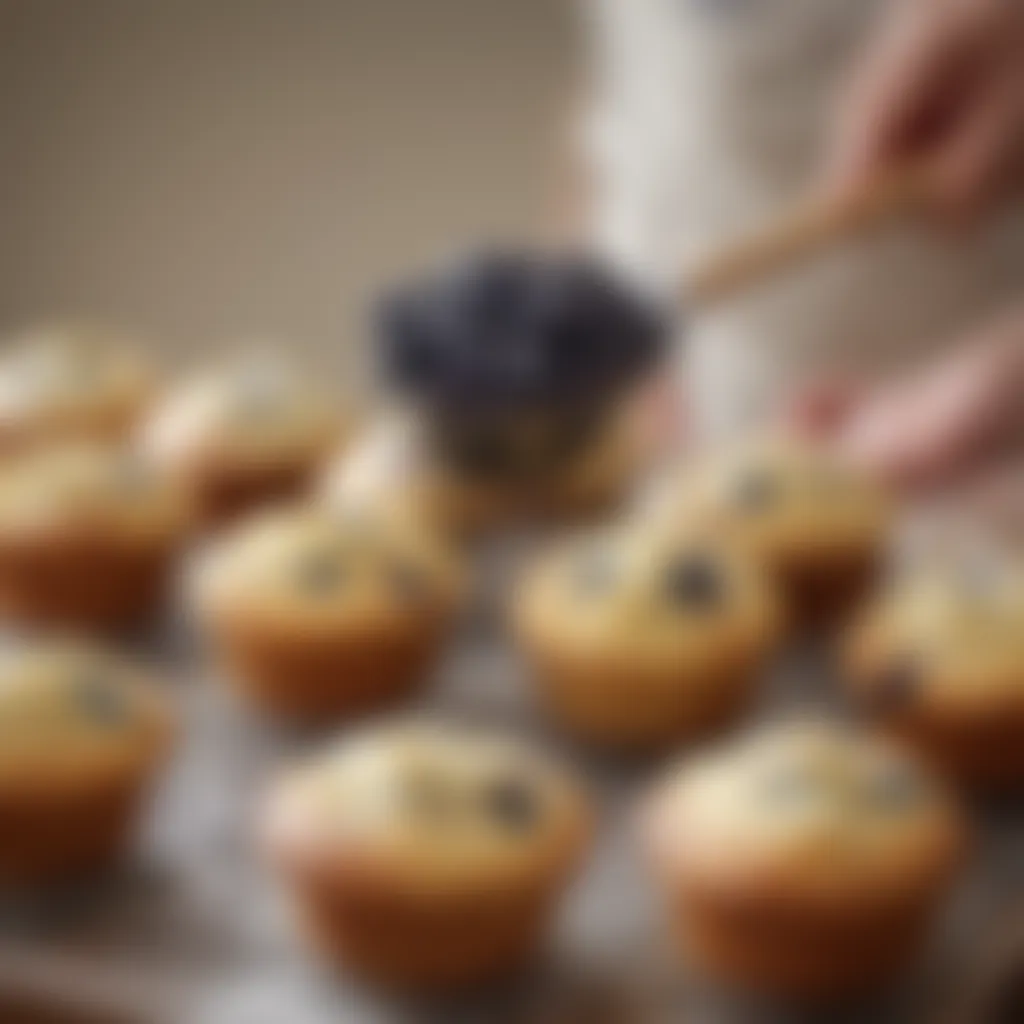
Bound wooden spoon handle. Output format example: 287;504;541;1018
685;165;929;306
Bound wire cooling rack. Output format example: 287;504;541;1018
1;534;1022;1024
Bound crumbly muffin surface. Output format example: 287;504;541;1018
652;723;962;896
0;444;190;539
0;642;170;783
268;724;588;886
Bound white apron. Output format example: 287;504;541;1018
584;0;1024;440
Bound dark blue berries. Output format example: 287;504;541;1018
484;777;540;832
665;555;724;609
377;250;667;416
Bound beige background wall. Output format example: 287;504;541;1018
0;0;573;371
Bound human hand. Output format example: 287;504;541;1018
787;308;1024;490
828;0;1024;222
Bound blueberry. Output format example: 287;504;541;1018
295;553;343;596
74;674;126;727
458;250;533;326
483;777;540;832
732;470;777;512
374;250;667;415
665;555;724;609
864;657;920;716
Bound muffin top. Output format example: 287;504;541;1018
653;439;889;567
517;521;782;668
0;326;152;440
144;357;342;471
0;641;173;788
0;444;192;541
265;723;590;892
848;560;1024;716
197;505;464;631
648;723;963;901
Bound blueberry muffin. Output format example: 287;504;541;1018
263;723;591;988
0;325;154;454
515;523;783;750
655;439;890;623
0;444;193;629
0;641;174;885
325;406;646;537
375;251;666;528
144;358;344;526
196;506;464;720
645;723;964;1002
845;560;1024;788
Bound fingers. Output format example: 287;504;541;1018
927;63;1024;221
826;0;1024;221
826;0;960;195
837;316;1024;491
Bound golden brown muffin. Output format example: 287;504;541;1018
645;722;965;1003
263;723;591;989
324;401;645;538
195;505;464;721
0;640;174;886
515;521;783;751
650;439;890;625
0;325;155;454
845;559;1024;789
144;357;345;527
0;444;193;630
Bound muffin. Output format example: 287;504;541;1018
144;357;344;526
0;444;193;629
0;325;154;454
325;405;645;537
515;522;783;751
263;723;591;988
196;505;464;721
653;439;890;623
645;723;964;1002
375;250;666;528
845;559;1024;788
0;640;174;885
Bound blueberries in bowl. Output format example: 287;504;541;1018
377;249;668;415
